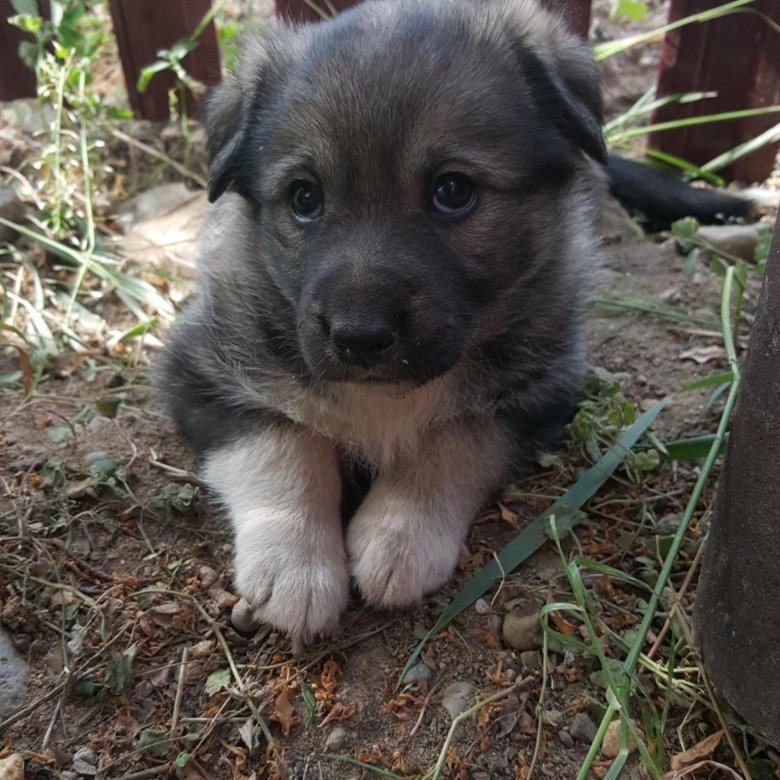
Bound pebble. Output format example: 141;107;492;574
656;514;682;536
502;610;541;651
697;224;760;261
558;729;574;749
0;627;28;718
601;719;636;758
520;650;541;671
198;565;219;589
0;187;24;242
503;667;517;683
568;712;598;743
402;662;432;685
325;726;346;751
542;709;562;728
72;747;97;776
231;598;259;633
440;681;475;720
489;613;503;635
0;754;24;780
474;598;490;615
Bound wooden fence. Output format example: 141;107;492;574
0;0;777;181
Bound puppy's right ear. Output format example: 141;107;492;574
206;35;284;203
206;77;251;202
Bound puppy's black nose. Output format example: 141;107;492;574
330;319;395;368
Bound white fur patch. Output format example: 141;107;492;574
346;420;510;606
203;427;349;641
276;374;464;467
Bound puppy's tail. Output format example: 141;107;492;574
606;154;753;227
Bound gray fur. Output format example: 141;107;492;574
157;0;605;640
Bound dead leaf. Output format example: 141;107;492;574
269;687;299;736
679;345;726;364
663;759;743;779
670;730;724;771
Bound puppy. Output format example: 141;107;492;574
157;0;606;642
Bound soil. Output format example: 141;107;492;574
1;2;776;780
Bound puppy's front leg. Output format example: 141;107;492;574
203;425;348;642
347;420;511;608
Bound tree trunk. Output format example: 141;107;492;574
693;217;780;747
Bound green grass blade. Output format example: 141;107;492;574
661;433;728;461
594;0;755;60
397;398;669;687
608;106;780;143
700;121;780;173
680;372;733;392
625;148;726;186
603;91;715;138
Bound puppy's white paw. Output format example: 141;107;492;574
346;498;463;608
233;522;349;643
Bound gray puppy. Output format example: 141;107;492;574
158;0;605;642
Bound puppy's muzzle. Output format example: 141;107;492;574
327;316;396;368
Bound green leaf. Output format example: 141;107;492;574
137;59;171;93
204;667;231;695
10;0;39;15
679;372;733;392
611;0;647;22
398;398;669;686
136;728;170;758
104;649;134;695
86;452;121;481
74;676;99;696
661;434;728;461
9;14;43;34
175;752;190;779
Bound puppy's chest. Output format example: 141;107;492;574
277;379;462;466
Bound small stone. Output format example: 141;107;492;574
402;662;432;685
472;773;490;780
72;747;97;776
503;667;517;683
0;187;24;242
698;224;760;262
441;681;475;720
542;709;562;728
601;719;636;758
568;712;598;743
558;729;574;749
189;639;215;658
198;565;219;589
325;726;346;751
474;598;490;615
656;514;682;536
489;613;503;635
0;627;28;718
520;650;541;671
0;754;24;780
502;610;541;651
231;598;260;633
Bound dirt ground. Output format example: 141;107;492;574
1;1;778;779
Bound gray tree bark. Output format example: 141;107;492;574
694;217;780;747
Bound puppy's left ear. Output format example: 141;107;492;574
520;41;607;164
504;3;606;165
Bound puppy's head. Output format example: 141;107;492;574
205;0;605;387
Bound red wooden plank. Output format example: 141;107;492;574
0;0;49;102
274;0;591;38
649;0;779;183
107;0;221;121
540;0;591;39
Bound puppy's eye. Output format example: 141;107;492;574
431;172;476;215
290;181;323;221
